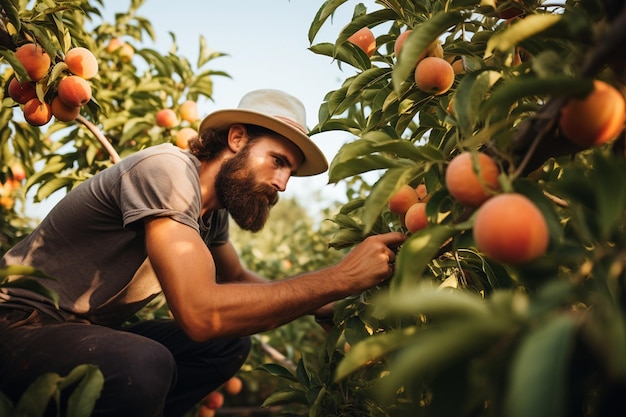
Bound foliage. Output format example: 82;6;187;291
0;364;103;417
0;0;226;247
260;0;626;416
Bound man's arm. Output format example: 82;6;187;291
145;216;405;342
210;241;270;284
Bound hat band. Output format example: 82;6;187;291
274;116;307;134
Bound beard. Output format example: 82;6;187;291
215;147;279;232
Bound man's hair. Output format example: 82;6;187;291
188;124;281;161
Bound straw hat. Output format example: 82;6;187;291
198;89;328;176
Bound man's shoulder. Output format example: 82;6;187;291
121;144;199;171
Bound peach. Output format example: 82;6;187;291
388;184;420;215
473;193;549;264
445;151;500;207
106;38;134;62
223;376;243;395
394;30;412;58
14;43;51;81
156;109;178;128
175;127;197;149
106;38;124;54
51;96;81;122
405;202;428;233
415;183;428;201
7;77;36;104
202;391;224;410
414;56;455;95
179;100;199;122
10;163;26;182
559;80;626;148
348;27;376;57
64;47;99;79
57;75;92;107
23;98;52;126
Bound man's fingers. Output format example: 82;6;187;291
379;231;408;246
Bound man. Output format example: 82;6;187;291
0;89;406;417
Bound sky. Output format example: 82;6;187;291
26;0;374;219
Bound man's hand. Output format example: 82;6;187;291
333;231;407;295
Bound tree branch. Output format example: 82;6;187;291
76;115;121;164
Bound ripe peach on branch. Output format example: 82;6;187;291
64;47;99;80
558;80;626;149
445;151;501;207
57;75;92;107
14;43;51;81
414;56;455;95
347;27;376;57
473;193;549;264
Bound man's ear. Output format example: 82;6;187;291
227;124;248;153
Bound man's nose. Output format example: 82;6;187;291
273;170;291;192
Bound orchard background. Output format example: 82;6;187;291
1;1;626;417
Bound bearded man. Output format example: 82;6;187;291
0;89;406;417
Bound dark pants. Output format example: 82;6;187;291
0;309;251;417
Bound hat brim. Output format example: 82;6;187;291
198;109;328;177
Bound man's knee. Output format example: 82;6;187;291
94;336;176;417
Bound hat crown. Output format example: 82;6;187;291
238;89;307;132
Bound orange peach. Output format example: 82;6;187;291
64;47;99;79
23;98;52;126
175;127;197;149
156;108;178;128
473;193;549;264
348;27;376;57
179;100;199;122
57;75;92;107
559;80;626;148
7;77;36;104
15;43;51;81
445;152;500;207
405;202;428;233
388;184;420;215
51;96;81;122
414;56;455;95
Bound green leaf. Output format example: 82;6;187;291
592;154;626;240
485;14;561;57
375;283;491;319
15;372;62;417
479;76;593;120
0;265;54;280
378;316;511;401
66;365;104;417
0;0;21;32
505;314;578;417
335;326;419;381
361;166;424;233
308;0;350;43
261;389;308;407
454;70;499;138
347;67;391;97
256;363;298;382
392;224;461;290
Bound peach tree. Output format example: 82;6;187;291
259;1;626;416
0;0;225;415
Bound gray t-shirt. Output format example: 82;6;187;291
0;144;229;326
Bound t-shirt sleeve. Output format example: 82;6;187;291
119;152;202;232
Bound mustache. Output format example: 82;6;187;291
253;182;279;206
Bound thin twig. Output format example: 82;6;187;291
75;114;121;164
